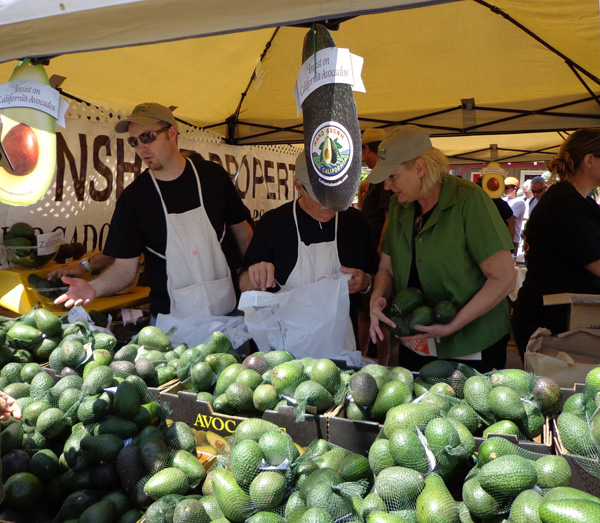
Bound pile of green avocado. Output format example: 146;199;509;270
387;287;457;337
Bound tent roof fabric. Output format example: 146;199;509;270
0;0;599;162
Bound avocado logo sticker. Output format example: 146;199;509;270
0;58;69;207
310;121;353;187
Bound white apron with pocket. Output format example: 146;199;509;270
148;158;236;325
239;199;359;364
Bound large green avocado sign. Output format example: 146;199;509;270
294;24;365;212
0;59;69;206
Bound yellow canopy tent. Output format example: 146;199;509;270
0;0;599;163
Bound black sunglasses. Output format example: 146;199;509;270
531;188;545;194
127;125;171;147
505;185;518;190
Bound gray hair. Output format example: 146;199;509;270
530;176;545;185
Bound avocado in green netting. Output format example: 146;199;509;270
557;412;597;457
540;498;600;522
462;477;500;520
408;306;434;333
144;467;189;499
300;24;362;212
478;454;537;498
211;468;254;522
349;372;379;408
433;300;457;324
386;315;412;338
416;472;459;523
391;288;424;317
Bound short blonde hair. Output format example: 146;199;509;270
403;147;449;195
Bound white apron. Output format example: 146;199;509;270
147;158;236;319
285;200;357;353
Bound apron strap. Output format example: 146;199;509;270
292;198;339;242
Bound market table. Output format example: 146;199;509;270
0;262;149;316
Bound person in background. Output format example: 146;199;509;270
528;175;547;215
502;177;526;251
476;176;515;241
359;128;393;364
239;153;379;353
521;179;533;219
512;128;600;360
55;103;253;322
357;178;370;210
368;125;515;373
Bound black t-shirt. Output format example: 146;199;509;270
493;197;514;223
515;181;600;331
241;200;380;338
104;157;251;315
361;182;394;248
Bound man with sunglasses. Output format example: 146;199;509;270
56;103;253;324
502;176;526;251
528;175;547;215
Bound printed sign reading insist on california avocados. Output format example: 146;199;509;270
0;59;69;207
297;24;363;211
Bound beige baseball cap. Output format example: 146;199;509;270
115;103;177;133
362;128;387;145
294;152;318;201
366;125;432;183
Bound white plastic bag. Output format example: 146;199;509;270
155;312;251;349
238;273;360;364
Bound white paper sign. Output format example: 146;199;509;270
36;230;62;255
0;80;70;127
293;47;365;115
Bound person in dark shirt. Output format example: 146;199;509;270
513;128;600;359
56;103;253;320
239;153;379;349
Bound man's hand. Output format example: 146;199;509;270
0;391;22;421
48;263;87;280
54;277;97;308
246;262;276;291
340;266;371;294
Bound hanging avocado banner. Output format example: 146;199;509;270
294;24;365;211
0;58;70;207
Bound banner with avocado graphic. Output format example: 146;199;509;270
0;102;299;268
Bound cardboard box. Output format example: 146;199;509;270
553;420;600;496
328;405;552;456
474;420;552;455
524;328;600;387
159;386;328;447
561;383;585;408
543;293;600;330
327;409;382;455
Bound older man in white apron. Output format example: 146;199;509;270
56;103;253;330
238;154;379;362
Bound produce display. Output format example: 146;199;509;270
3;222;56;269
0;307;599;522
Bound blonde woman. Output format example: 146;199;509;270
368;125;515;372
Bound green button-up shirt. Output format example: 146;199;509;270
382;175;514;359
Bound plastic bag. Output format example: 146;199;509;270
238;273;360;364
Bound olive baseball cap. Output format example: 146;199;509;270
115;103;177;133
361;128;387;145
366;125;432;183
294;152;318;201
